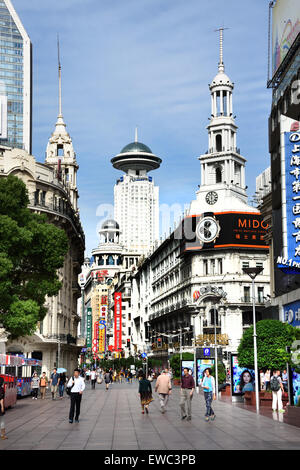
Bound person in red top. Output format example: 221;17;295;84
180;368;195;421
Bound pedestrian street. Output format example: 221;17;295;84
1;381;300;451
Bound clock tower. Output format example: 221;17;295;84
189;29;256;216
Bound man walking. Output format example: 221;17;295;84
39;372;48;400
90;369;96;389
155;368;172;413
67;368;85;423
50;368;60;400
180;367;195;421
271;370;285;413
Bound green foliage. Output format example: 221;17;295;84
169;353;194;379
237;319;300;371
211;361;226;384
0;175;69;338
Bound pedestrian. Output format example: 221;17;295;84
0;377;7;440
109;369;113;384
282;369;288;393
264;369;271;391
31;372;40;399
39;371;48;400
90;369;96;389
201;368;216;422
58;373;66;398
50;368;60;400
270;370;285;413
260;370;265;390
138;373;154;414
155;368;172;413
128;371;133;384
180;367;195;421
67;368;86;423
104;370;111;391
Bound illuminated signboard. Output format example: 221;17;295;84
99;320;106;353
86;308;92;349
180;212;269;254
114;292;122;352
277;117;300;273
283;300;300;327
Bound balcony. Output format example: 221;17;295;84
241;296;266;305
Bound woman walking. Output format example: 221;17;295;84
31;372;40;399
58;373;66;398
138;373;154;414
104;370;111;391
202;368;216;422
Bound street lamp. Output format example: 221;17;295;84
242;266;263;414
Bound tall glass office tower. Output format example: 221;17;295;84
0;0;31;152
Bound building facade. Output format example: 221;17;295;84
0;0;32;152
131;31;271;364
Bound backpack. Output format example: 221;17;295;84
66;377;75;396
270;376;280;392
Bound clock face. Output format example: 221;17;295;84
206;191;218;205
196;217;220;243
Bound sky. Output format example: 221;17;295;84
12;0;273;256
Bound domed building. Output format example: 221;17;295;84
111;129;161;255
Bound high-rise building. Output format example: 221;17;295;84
111;129;161;255
0;0;32;152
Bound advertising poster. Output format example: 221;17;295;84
292;370;300;405
181;360;195;378
114;292;122;351
272;0;300;77
231;354;256;396
196;359;215;387
283;300;300;327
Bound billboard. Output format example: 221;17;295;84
196;359;215;387
86;308;92;349
272;0;300;78
180;212;269;254
181;360;195;379
99;320;106;353
277;116;300;273
114;292;122;351
231;354;257;396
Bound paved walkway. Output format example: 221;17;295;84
1;381;300;450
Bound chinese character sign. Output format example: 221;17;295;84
284;127;300;268
99;320;106;353
114;293;122;352
86;308;92;349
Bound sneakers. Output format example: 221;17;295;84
279;409;285;413
181;415;187;420
69;419;73;423
210;414;216;421
205;417;210;422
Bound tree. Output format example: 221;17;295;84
237;319;300;371
0;175;69;338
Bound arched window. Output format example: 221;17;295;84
216;134;222;152
99;256;104;266
216;166;222;183
107;255;114;265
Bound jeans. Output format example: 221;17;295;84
204;391;214;417
59;384;65;397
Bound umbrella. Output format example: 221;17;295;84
57;368;67;373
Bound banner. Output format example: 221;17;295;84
86;308;92;349
114;292;122;352
99;320;106;353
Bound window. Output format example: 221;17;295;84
216;166;222;183
257;287;264;303
216;135;222;153
209;309;219;326
107;255;114;265
203;259;208;275
218;258;223;275
244;286;251;302
242;261;250;269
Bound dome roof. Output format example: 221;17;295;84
120;141;153;154
210;71;233;88
101;219;120;230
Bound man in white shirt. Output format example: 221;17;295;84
67;368;86;423
90;369;96;390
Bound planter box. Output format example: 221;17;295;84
285;405;300;427
173;379;181;386
221;384;231;397
244;391;289;407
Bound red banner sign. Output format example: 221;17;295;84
114;292;122;352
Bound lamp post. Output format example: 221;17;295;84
213;305;219;400
242;266;263;414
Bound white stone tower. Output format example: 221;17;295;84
45;38;79;211
190;28;256;214
111;129;162;255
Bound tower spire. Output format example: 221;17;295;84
135;126;138;143
215;27;229;73
57;34;62;118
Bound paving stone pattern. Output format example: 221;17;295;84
1;381;300;450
